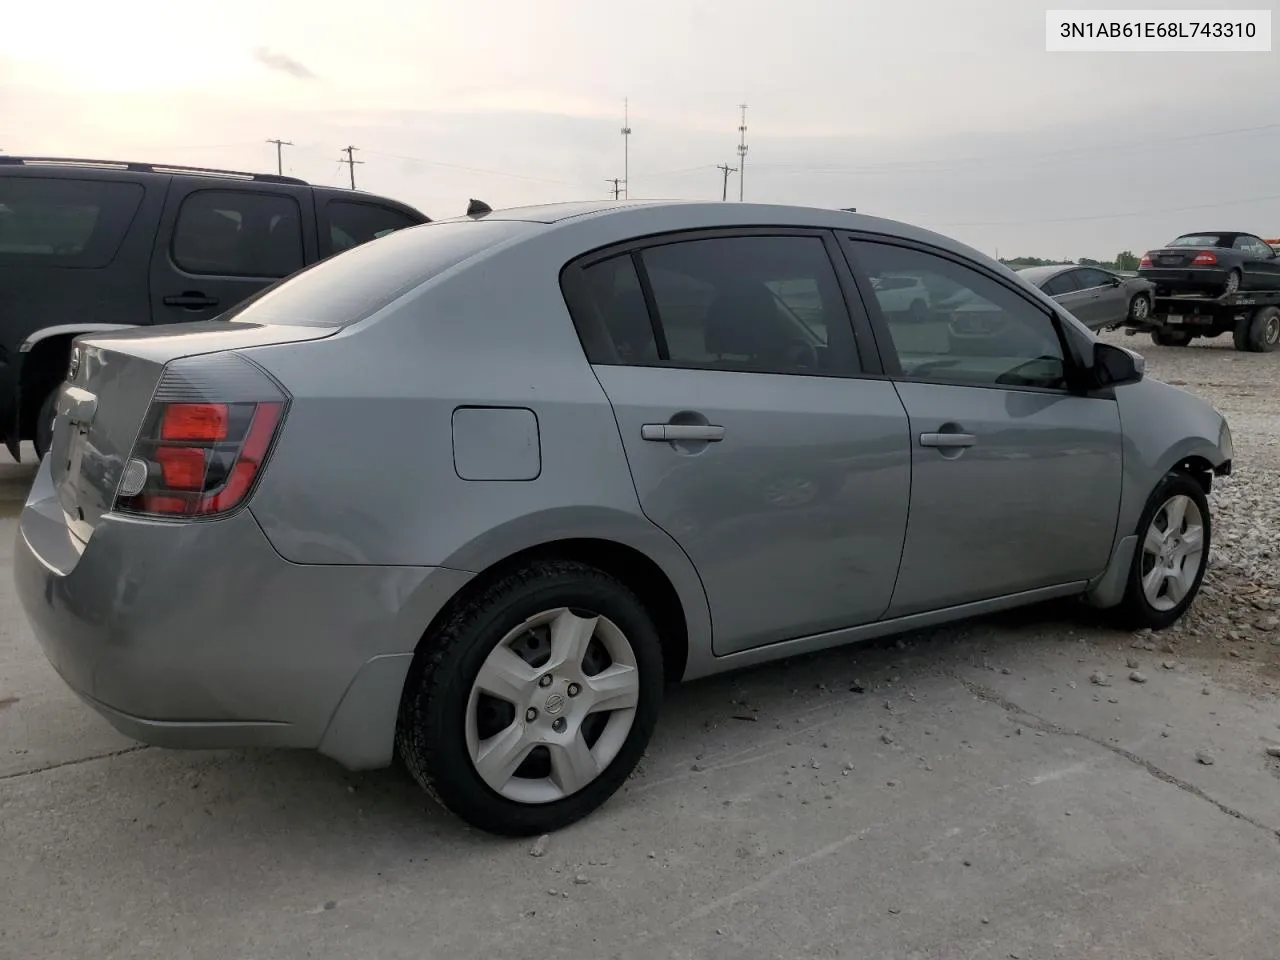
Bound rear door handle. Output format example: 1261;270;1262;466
642;423;726;442
919;432;976;448
163;292;220;309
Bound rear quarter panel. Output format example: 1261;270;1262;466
241;221;713;655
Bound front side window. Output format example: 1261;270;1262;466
578;235;859;376
171;189;304;278
0;176;143;267
847;240;1068;391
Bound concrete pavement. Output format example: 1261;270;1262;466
2;450;1279;960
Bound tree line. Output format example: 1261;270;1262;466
1000;251;1140;272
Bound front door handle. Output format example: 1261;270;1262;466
163;292;220;309
919;432;976;448
642;423;726;442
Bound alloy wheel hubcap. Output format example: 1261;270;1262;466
1140;494;1205;612
1133;298;1149;319
1265;316;1280;344
465;607;640;804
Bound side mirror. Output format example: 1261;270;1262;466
1093;341;1144;387
1107;275;1122;286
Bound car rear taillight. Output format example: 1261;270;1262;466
1139;254;1152;267
1192;251;1217;265
114;353;289;520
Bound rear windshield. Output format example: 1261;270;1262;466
1167;234;1227;248
0;176;144;267
217;219;534;327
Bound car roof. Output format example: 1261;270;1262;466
0;154;308;187
1015;264;1077;283
432;199;1005;271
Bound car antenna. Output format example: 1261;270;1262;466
466;199;492;217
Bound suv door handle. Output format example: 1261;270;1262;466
642;423;726;442
919;432;976;448
163;292;220;309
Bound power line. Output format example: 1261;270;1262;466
265;138;292;176
337;145;363;189
606;177;625;200
716;163;737;201
753;121;1280;176
359;149;589;187
932;190;1280;228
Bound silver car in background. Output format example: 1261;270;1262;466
1017;263;1154;330
15;201;1232;836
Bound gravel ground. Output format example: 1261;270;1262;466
1098;328;1280;695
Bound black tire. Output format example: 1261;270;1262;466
1151;327;1190;347
33;388;57;459
1128;294;1150;323
1237;305;1280;353
1220;269;1241;298
396;560;664;836
1110;471;1211;631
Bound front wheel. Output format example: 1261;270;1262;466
397;560;664;836
1237;305;1280;353
1111;471;1211;630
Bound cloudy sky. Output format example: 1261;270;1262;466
3;0;1277;259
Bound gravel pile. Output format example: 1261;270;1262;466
1102;331;1280;683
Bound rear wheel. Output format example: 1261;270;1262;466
1236;305;1280;353
1111;471;1210;630
397;560;664;836
33;389;57;459
1151;327;1191;347
1220;269;1241;298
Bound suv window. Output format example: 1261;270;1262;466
172;189;304;279
0;177;144;268
323;200;421;256
848;240;1067;391
578;235;859;376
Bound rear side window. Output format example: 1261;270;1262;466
172;189;304;279
219;219;532;327
575;234;860;376
323;201;422;256
1041;271;1083;296
0;176;143;268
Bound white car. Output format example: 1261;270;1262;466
869;274;930;320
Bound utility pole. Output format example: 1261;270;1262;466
620;98;632;199
606;178;625;200
265;138;292;175
338;145;363;190
736;104;748;202
716;163;738;201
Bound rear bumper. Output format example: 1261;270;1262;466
14;457;472;769
1139;267;1228;292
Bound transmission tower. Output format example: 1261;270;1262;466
620;99;632;199
736;104;748;202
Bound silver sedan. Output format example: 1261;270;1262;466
1017;264;1155;330
16;201;1232;836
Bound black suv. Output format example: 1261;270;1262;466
0;156;430;459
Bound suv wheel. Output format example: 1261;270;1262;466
397;560;664;835
1112;471;1210;630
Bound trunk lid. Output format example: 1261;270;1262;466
49;319;330;543
1145;247;1207;268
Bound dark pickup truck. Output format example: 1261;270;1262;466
0;156;430;459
